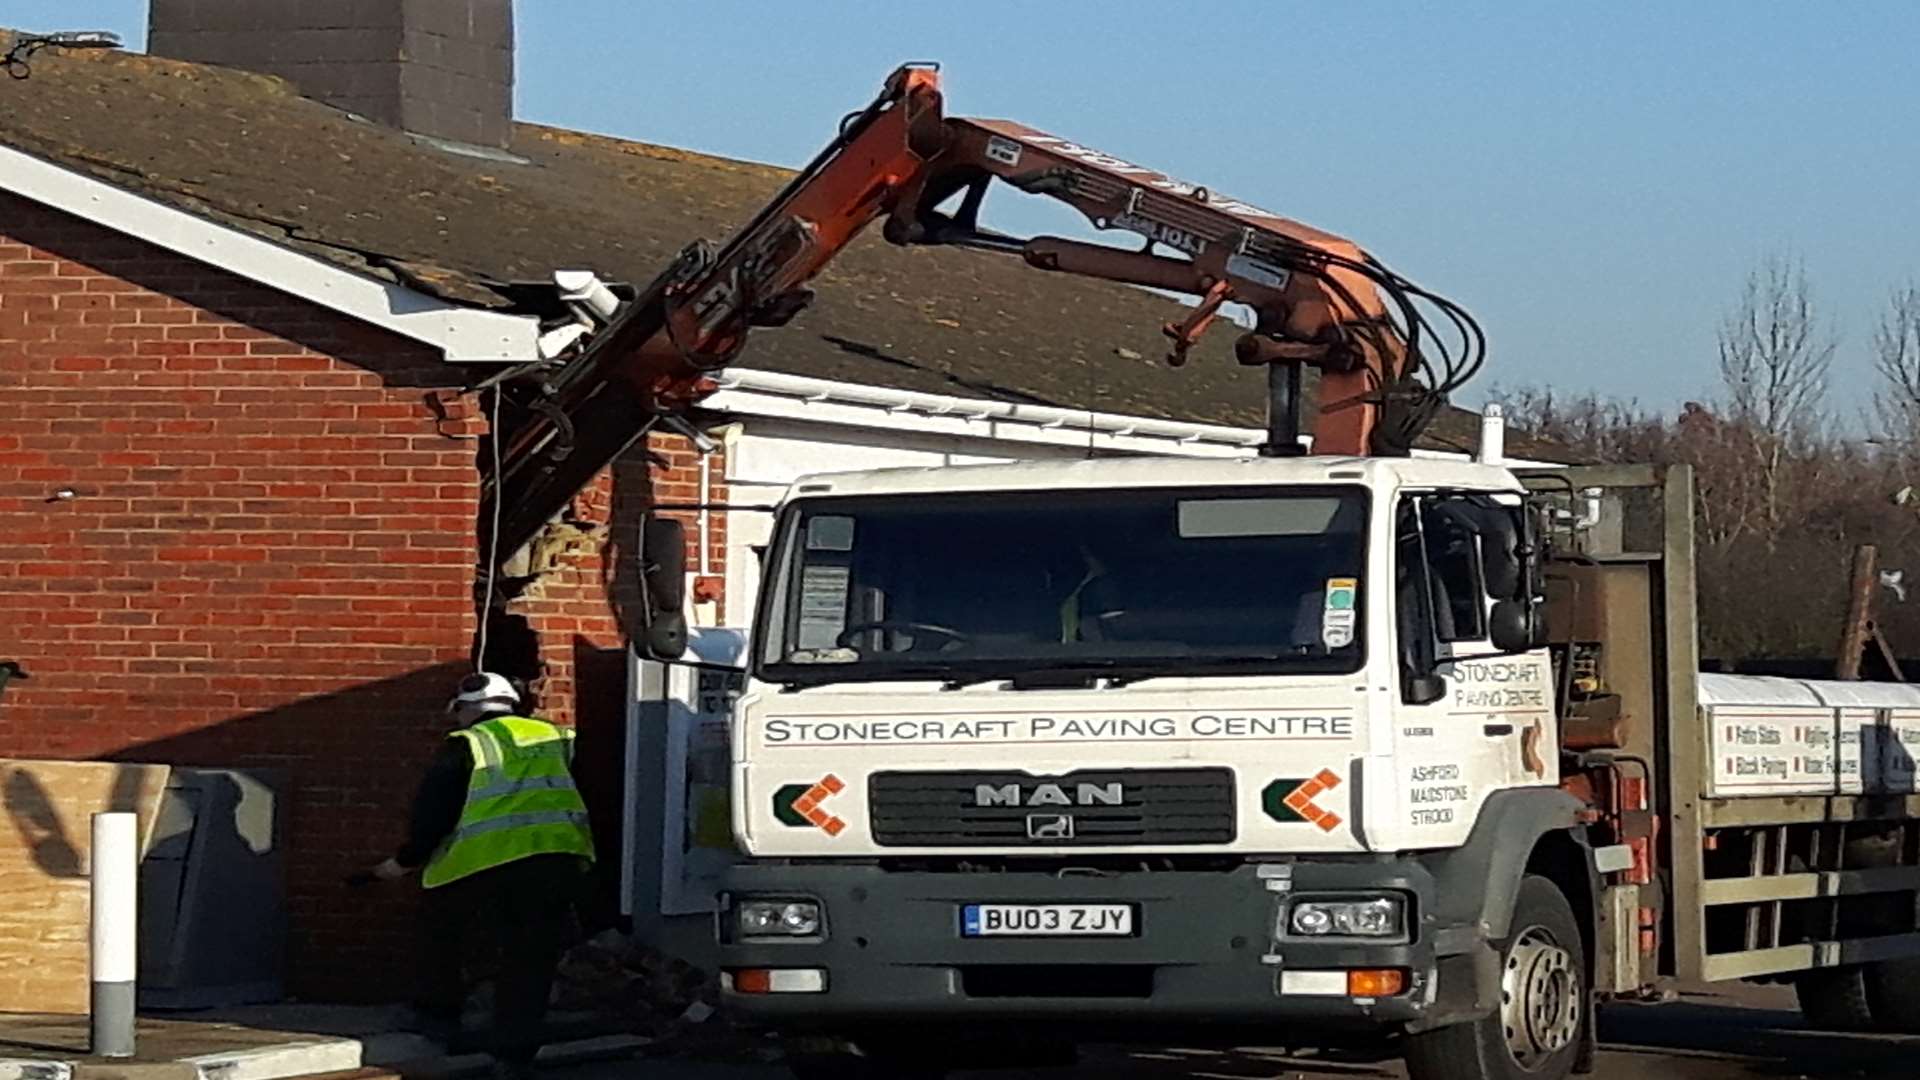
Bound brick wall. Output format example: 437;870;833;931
0;192;486;998
0;190;725;1000
650;432;731;606
503;432;727;727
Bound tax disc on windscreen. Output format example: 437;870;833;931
1321;577;1357;649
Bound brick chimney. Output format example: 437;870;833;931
148;0;515;149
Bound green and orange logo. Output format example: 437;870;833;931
773;775;847;837
1261;770;1344;832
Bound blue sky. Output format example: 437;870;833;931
10;2;1920;412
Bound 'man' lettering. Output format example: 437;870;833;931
972;782;1126;807
974;784;1021;807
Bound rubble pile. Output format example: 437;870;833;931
548;931;746;1049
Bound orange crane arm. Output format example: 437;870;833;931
485;66;945;554
485;65;1481;561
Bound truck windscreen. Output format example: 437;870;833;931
755;485;1369;685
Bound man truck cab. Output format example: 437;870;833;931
707;454;1583;1080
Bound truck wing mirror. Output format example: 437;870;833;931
1403;672;1447;707
641;516;688;660
1478;510;1523;599
1489;598;1544;653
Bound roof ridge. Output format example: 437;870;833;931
0;42;1570;458
515;121;797;181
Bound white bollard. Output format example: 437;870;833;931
90;811;138;1058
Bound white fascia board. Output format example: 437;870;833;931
0;142;540;362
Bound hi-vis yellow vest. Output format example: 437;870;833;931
421;716;596;889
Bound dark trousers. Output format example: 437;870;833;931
416;853;585;1064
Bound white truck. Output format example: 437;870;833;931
650;450;1920;1080
468;64;1920;1080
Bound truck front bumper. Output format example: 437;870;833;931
716;860;1476;1039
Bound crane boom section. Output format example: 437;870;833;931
483;66;1478;564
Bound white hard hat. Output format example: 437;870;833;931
448;671;520;715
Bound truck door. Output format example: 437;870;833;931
1393;493;1555;848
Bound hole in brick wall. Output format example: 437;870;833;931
474;610;541;708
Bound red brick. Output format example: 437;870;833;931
0;194;712;1003
0;192;485;1002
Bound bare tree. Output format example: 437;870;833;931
1492;387;1751;552
1715;255;1837;546
1487;264;1920;663
1873;284;1920;440
1492;376;1920;662
1718;255;1836;432
1486;386;1656;461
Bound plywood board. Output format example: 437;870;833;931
0;759;170;1015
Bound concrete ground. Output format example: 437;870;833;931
0;1010;365;1066
0;1005;637;1080
8;985;1916;1080
573;987;1920;1080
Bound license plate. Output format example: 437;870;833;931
961;903;1135;937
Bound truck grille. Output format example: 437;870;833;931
867;768;1236;847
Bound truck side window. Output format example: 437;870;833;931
1422;499;1487;642
1397;496;1487;646
1395;502;1438;686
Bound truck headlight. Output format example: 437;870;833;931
1286;897;1405;939
736;899;824;939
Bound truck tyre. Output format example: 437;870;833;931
1404;875;1587;1080
1795;966;1876;1031
1865;957;1920;1033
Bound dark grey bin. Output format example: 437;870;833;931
138;767;286;1009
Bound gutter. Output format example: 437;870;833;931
705;368;1268;456
531;273;1563;466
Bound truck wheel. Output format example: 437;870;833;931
1404;875;1587;1080
1865;957;1920;1033
1795;966;1876;1031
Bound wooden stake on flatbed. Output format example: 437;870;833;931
1837;545;1878;681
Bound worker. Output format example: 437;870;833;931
1057;544;1115;643
360;672;597;1078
